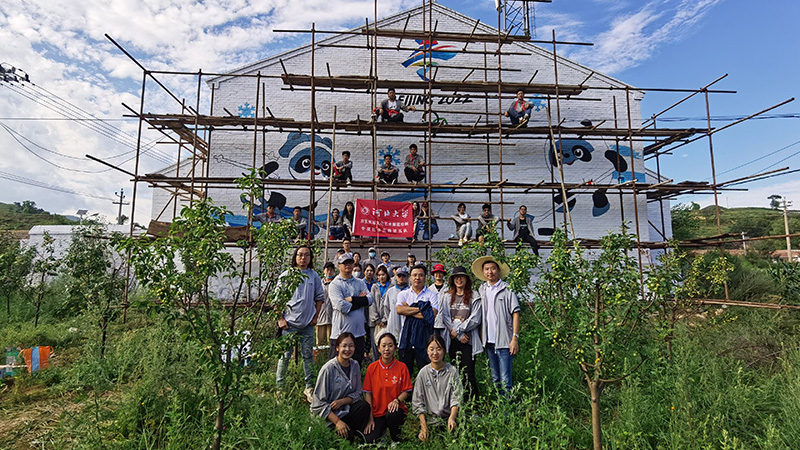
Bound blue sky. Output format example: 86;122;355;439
0;0;798;222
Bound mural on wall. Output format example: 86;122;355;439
538;137;647;235
378;144;402;166
238;102;256;118
277;132;334;180
402;40;457;81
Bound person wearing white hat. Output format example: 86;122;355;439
471;255;520;395
329;252;373;367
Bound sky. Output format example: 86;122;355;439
0;0;798;224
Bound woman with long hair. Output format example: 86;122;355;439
342;201;355;239
412;334;462;441
311;332;371;442
368;265;393;360
435;266;482;399
363;333;413;443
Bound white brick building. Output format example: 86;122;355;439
149;3;672;258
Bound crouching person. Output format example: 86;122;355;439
311;332;372;442
363;332;413;443
412;334;462;441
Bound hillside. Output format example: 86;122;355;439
672;203;800;252
0;201;75;231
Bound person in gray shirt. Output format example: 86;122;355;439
276;245;325;402
412;334;462;441
404;144;426;183
311;332;372;442
328;252;373;367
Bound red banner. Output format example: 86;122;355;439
353;199;414;238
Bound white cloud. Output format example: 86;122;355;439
566;0;723;74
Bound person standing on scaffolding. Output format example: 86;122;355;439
375;87;416;123
404;144;426;184
504;89;533;127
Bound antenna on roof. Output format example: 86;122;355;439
499;0;551;38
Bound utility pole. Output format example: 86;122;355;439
741;231;747;251
113;188;130;225
782;199;793;260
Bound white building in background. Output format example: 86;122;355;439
149;3;672;261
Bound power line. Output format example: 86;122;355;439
715;138;800;178
0;169;116;201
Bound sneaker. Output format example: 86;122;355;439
391;179;396;185
303;387;314;403
346;179;352;186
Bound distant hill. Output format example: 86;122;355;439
0;201;76;231
672;203;799;252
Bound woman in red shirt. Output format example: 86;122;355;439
363;332;413;442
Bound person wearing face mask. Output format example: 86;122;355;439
383;267;409;343
363;247;380;273
352;262;363;280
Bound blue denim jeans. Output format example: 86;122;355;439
276;325;316;389
485;343;513;394
416;219;439;240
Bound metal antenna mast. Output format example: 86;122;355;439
498;0;551;38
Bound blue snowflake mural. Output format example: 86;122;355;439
237;102;256;118
379;144;402;166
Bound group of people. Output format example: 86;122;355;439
328;143;426;186
276;244;522;443
374;86;536;129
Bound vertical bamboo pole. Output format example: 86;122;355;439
704;89;730;300
308;24;317;239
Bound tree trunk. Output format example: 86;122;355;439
589;380;603;450
34;300;41;328
212;398;224;450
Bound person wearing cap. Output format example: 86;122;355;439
396;264;439;374
471;255;520;395
435;266;482;399
316;261;337;350
507;205;540;256
428;263;448;337
276;245;325;402
329;252;374;367
363;247;380;273
405;253;417;269
383;266;410;344
428;264;447;295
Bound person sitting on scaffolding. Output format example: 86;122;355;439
404;144;426;184
333;151;353;185
290;206;309;240
475;203;497;244
378;154;399;184
254;204;282;225
504;89;533;127
450;203;473;247
507;205;540;256
374;88;417;123
328;208;347;241
416;202;439;241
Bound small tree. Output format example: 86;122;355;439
646;245;732;358
120;169;302;450
0;232;33;317
28;232;59;327
531;228;649;450
63;224;125;356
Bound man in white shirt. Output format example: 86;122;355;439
396;264;439;373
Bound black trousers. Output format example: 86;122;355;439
404;167;426;182
381;111;404;122
329;335;366;368
378;170;399;183
449;338;477;399
399;346;429;376
334;167;352;182
364;409;407;442
339;399;372;442
515;228;540;256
